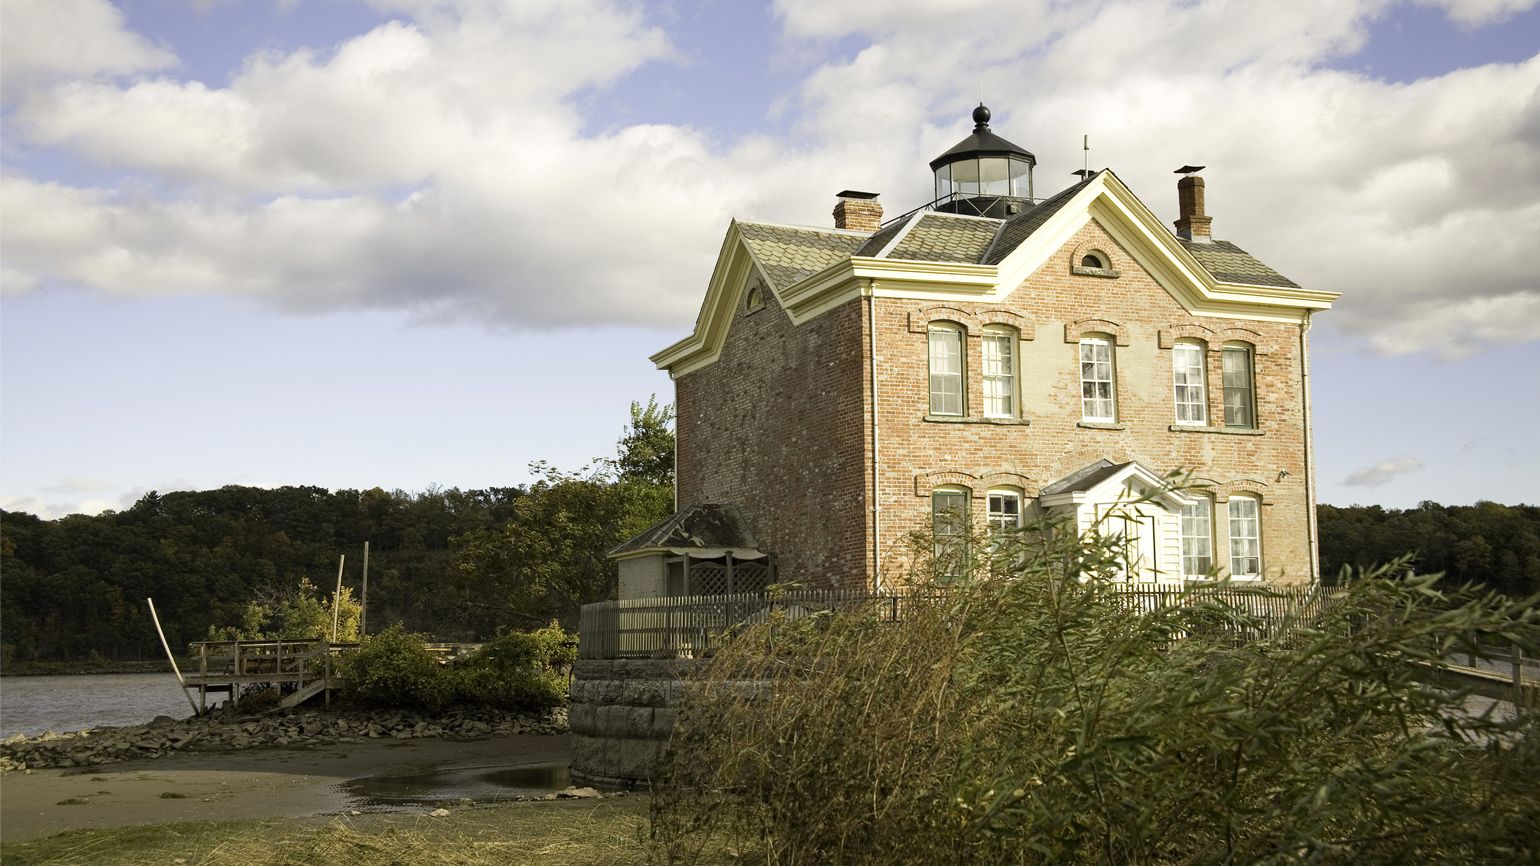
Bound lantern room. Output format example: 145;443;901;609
929;104;1036;218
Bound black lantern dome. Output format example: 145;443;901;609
929;104;1036;218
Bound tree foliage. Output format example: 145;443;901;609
0;397;674;662
1319;500;1540;597
654;513;1540;865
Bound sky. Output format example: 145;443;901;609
1;0;1537;520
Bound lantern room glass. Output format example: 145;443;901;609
935;156;1034;201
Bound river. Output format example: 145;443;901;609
0;673;212;738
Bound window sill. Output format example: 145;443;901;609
1077;421;1127;431
923;414;1031;426
1167;424;1264;436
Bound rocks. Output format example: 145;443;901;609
0;705;569;772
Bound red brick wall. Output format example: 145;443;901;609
675;275;872;588
871;219;1316;584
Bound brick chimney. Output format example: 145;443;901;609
833;190;882;232
1173;171;1212;242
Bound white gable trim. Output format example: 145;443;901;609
1037;462;1195;511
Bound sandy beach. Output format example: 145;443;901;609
0;734;570;843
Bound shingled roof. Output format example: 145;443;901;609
736;173;1297;292
1178;239;1300;289
737;222;868;291
608;503;762;558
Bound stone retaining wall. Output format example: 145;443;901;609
568;658;703;789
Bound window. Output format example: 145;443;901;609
932;488;971;576
1180;497;1214;578
1172;341;1207;425
982;326;1017;418
1228;496;1262;578
1222;343;1255;428
1079;336;1115;421
928;324;965;416
1081;253;1105;269
744;284;764;312
986;489;1021;534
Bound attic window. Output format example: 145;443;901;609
1071;248;1120;279
745;284;765;313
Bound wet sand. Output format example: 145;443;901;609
0;734;570;843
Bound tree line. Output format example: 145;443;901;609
1318;500;1539;597
0;399;674;664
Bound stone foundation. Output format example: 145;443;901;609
568;658;703;790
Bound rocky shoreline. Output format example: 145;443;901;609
0;704;568;772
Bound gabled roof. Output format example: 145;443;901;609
737;222;869;292
1178;239;1299;289
1039;459;1194;510
608;503;763;559
652;169;1339;377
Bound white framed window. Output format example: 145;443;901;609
1180;497;1214;578
1172;341;1207;425
1079;336;1115;421
928;324;965;416
982;326;1017;418
1222;343;1256;428
932;487;971;576
1227;496;1262;578
986;489;1022;533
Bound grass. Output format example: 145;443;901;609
1;798;654;866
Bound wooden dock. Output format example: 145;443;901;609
181;638;486;712
183;639;355;712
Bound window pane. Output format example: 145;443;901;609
1223;346;1255;428
929;327;964;415
1228;497;1261;576
934;163;951;200
1080;339;1115;421
979;157;1010;195
933;490;970;576
1173;343;1207;424
951;159;979;195
1181;498;1213;577
1009;158;1031;198
982;331;1015;418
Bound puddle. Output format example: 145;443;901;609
338;762;570;811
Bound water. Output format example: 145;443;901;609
0;673;205;738
339;763;572;810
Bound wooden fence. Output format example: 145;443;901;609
577;583;1342;660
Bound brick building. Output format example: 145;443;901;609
612;106;1337;594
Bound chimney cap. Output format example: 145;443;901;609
835;190;880;200
1174;165;1206;174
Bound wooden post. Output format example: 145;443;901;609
1515;643;1525;707
725;552;735;595
331;554;346;642
360;541;370;638
682;555;691;596
147;598;200;715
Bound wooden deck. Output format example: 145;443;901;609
184;639;355;711
181;638;487;712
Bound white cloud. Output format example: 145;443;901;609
1343;455;1425;487
0;0;175;100
1419;0;1540;27
0;0;1536;356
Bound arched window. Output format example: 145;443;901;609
744;284;764;313
1227;495;1262;578
931;487;971;577
1079;335;1115;422
1081;252;1105;269
928;323;966;416
981;325;1017;418
1172;340;1207;425
1222;342;1256;428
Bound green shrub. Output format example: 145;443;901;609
449;622;575;711
339;625;450;711
652;503;1540;865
